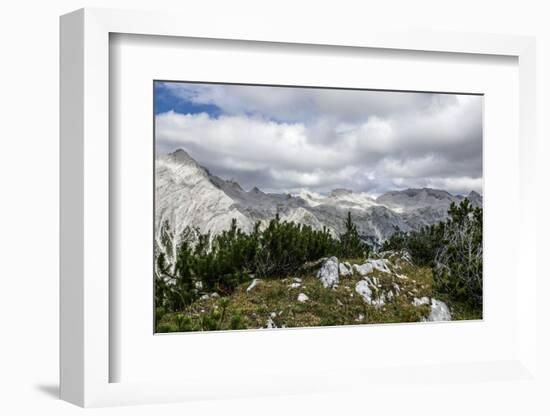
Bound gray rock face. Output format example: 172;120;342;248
317;257;339;288
155;149;483;248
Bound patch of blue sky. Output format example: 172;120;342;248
154;81;222;117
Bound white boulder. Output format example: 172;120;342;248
355;280;373;304
427;299;451;321
412;296;430;306
372;293;386;308
353;262;374;276
297;293;309;303
266;317;277;329
339;262;352;277
392;283;401;294
246;278;260;292
200;292;220;300
399;250;413;264
317;256;339;288
368;259;391;273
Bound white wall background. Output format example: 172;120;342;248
0;1;548;415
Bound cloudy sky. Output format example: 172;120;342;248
155;81;483;196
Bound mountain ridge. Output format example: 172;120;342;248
155;148;482;249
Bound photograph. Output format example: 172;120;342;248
153;81;483;332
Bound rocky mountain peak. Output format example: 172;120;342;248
171;148;193;161
156;148;482;247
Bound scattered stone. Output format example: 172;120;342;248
289;282;301;289
413;296;430;306
293;277;302;283
355;280;373;304
355;314;365;322
427;299;451;321
400;250;413;264
266;317;277;329
393;283;401;294
297;293;309;303
339;262;352;277
368;259;391;273
353;262;374;276
270;312;277;318
246;278;260;292
200;292;220;300
372;292;386;308
317;256;339;288
337;299;344;306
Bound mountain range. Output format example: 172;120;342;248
155;148;482;248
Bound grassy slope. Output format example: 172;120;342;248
157;253;481;333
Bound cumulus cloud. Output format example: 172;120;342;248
155;82;483;196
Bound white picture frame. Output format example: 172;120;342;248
60;7;537;407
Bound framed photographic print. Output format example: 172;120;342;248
152;81;483;333
60;8;537;408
